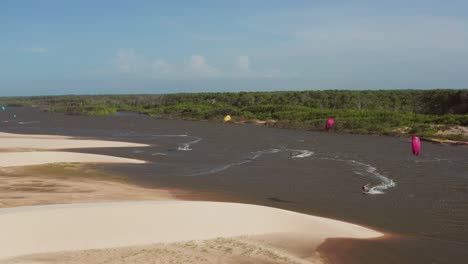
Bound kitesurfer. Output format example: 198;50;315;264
362;183;371;193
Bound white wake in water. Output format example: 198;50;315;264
177;137;202;151
347;160;396;194
189;148;281;176
189;147;317;176
319;157;396;194
287;149;314;159
151;134;201;151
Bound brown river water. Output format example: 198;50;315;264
1;107;467;263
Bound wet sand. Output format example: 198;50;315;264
0;163;173;208
1;107;467;263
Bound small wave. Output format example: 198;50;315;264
413;158;451;163
18;121;40;125
152;134;188;137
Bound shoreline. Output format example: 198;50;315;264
421;136;468;145
0;131;386;263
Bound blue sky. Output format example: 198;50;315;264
1;0;467;95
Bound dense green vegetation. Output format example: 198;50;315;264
2;89;468;141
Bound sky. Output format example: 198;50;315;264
1;0;467;96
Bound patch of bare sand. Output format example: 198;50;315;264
0;164;173;209
435;125;468;136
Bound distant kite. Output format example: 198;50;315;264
412;136;421;156
325;117;335;131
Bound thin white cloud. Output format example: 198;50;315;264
114;49;170;77
152;59;171;74
188;55;218;76
235;55;250;72
243;11;468;62
112;50;295;80
115;48;143;73
22;47;48;53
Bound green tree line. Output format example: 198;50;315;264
1;89;467;140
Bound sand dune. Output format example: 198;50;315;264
0;201;383;260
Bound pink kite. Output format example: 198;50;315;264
411;136;421;156
325;117;335;131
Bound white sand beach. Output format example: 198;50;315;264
0;201;382;262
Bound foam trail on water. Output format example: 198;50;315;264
188;148;280;176
152;134;201;151
177;137;202;151
188;147;315;176
348;160;396;194
287;149;314;159
366;188;385;195
320;157;396;194
250;148;281;160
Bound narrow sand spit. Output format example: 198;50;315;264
0;151;145;167
0;132;148;167
0;138;148;150
0;201;383;260
0;132;72;139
